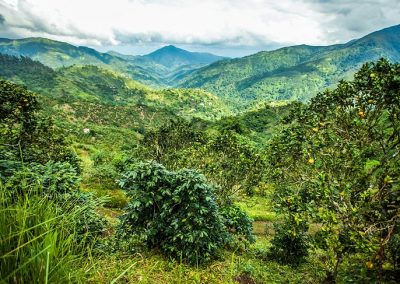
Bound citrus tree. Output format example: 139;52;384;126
267;59;400;281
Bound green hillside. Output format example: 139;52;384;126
0;54;230;120
179;24;400;105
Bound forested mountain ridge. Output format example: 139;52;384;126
178;24;400;104
0;38;225;87
0;37;167;86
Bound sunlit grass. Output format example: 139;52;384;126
0;184;93;283
236;196;276;222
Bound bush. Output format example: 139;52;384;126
60;191;107;243
2;161;79;200
388;231;400;269
220;204;255;244
1;161;107;243
268;222;309;266
117;161;253;264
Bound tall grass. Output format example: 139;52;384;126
0;181;94;283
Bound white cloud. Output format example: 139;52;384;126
0;0;398;56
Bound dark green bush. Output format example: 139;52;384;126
220;204;255;244
388;231;400;269
1;161;107;243
117;161;253;264
2;161;79;199
268;222;309;266
60;190;107;243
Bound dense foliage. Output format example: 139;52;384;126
268;59;400;281
0;79;79;168
117;161;254;264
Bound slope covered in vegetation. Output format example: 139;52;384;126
0;53;231;119
179;25;400;105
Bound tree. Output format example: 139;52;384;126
0;79;79;170
267;59;400;281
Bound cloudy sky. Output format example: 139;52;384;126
0;0;399;57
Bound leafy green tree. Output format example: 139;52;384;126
220;204;255;244
0;79;38;139
267;59;400;281
0;79;79;169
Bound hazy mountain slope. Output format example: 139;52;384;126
0;37;119;67
108;46;226;84
142;45;225;68
179;24;400;103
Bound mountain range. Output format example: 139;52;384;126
0;38;224;87
0;24;399;108
178;24;400;105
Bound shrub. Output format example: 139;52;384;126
1;161;107;243
2;161;79;199
117;161;253;264
220;204;255;244
387;231;400;270
60;191;107;243
268;221;310;266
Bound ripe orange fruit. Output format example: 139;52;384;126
366;261;374;269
